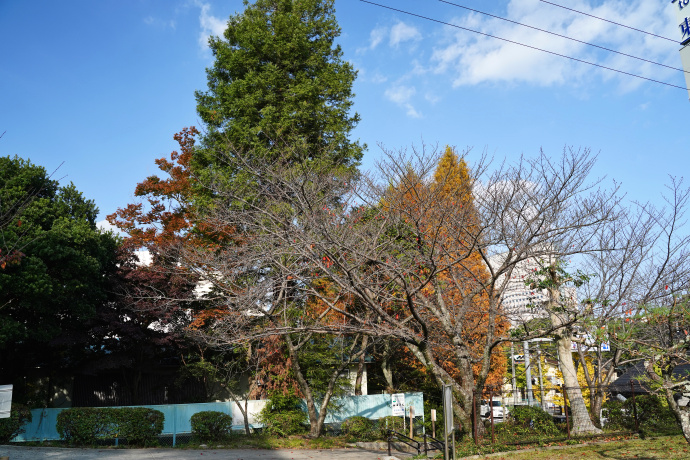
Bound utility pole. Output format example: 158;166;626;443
510;342;517;406
524;341;534;406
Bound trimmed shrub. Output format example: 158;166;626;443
0;404;32;443
115;408;164;446
191;411;233;443
56;407;164;446
56;408;117;445
258;390;307;437
504;405;561;437
377;415;405;439
341;415;375;441
604;395;679;435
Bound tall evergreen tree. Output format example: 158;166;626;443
195;0;363;172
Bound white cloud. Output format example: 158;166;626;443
370;72;388;84
143;15;176;30
135;249;152;267
97;219;120;234
428;0;679;90
425;92;440;104
385;84;421;118
370;26;387;50
196;1;227;51
390;21;422;47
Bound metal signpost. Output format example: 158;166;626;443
0;385;12;419
443;384;455;460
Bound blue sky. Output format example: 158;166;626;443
1;0;688;229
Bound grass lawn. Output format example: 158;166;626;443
483;436;690;459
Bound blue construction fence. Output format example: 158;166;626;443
13;392;423;443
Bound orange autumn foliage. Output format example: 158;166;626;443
399;146;509;390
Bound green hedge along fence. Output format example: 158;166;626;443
56;407;164;446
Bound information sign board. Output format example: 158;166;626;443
0;385;12;419
391;393;405;416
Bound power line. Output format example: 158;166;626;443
438;0;687;75
539;0;677;43
359;0;687;91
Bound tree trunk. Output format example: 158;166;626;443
667;391;690;444
283;334;351;438
406;341;478;436
381;339;394;392
227;391;251;435
355;335;368;395
543;265;601;436
556;333;601;435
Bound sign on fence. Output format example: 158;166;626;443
0;385;12;419
391;393;405;416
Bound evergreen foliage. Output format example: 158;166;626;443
0;156;119;395
257;390;308;437
0;404;32;443
340;415;375;441
194;0;363;174
56;407;164;446
191;410;233;443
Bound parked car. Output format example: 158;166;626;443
480;399;509;419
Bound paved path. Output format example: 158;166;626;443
0;446;413;460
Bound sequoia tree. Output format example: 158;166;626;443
195;0;363;174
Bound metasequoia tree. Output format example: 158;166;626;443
167;142;618;436
387;147;509;422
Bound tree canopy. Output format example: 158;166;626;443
0;156;119;388
195;0;363;172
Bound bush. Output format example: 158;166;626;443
501;405;561;437
191;411;233;443
341;416;375;441
604;395;679;435
56;408;117;445
377;415;405;439
258;390;307;437
0;404;32;443
56;407;164;446
115;408;164;446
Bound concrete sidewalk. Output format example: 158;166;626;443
0;446;413;460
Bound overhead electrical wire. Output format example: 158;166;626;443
438;0;688;75
359;0;687;91
539;0;677;43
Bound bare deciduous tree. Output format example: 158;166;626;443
164;141;620;436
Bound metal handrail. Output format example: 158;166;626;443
386;429;422;456
386;429;448;457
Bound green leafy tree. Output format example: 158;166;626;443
194;0;363;175
0;156;119;402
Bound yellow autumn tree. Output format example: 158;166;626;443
397;147;509;395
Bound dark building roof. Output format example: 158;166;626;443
611;361;690;395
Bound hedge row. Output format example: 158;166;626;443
56;407;164;446
0;404;32;443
